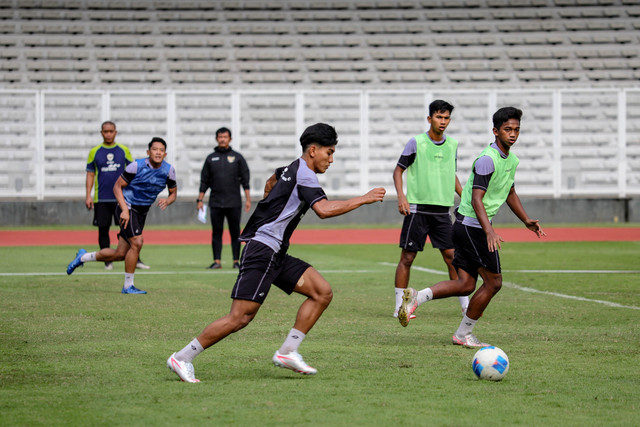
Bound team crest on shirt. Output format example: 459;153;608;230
227;156;235;163
280;167;291;182
101;152;120;172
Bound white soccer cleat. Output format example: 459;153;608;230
398;288;418;327
136;260;150;269
452;333;490;348
272;350;317;375
167;353;200;383
393;311;416;320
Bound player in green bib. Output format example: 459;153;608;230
398;107;546;348
393;100;469;319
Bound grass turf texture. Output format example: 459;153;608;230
1;241;639;426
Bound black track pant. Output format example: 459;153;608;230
210;206;242;261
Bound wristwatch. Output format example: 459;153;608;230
196;199;203;202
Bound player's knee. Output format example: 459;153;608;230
129;237;143;251
322;288;333;306
229;312;255;331
400;250;417;266
486;275;503;294
315;284;333;308
442;250;454;264
112;249;127;261
492;277;503;293
459;279;477;296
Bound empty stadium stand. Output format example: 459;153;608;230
1;0;638;90
0;0;639;201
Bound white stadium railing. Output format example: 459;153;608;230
0;88;639;200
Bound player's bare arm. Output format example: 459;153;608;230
157;186;177;211
393;165;409;215
263;173;277;199
312;187;386;219
85;171;95;210
505;188;546;238
113;176;130;228
455;175;463;197
471;187;503;252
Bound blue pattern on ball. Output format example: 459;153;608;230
493;355;508;374
472;359;483;376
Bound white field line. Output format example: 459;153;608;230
4;265;638;311
0;269;379;277
379;262;640;311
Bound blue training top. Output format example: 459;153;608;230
121;158;177;207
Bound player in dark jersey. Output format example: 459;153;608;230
85;121;149;271
67;137;177;294
167;123;386;382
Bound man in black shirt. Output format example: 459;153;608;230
197;127;251;269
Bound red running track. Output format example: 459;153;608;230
1;227;639;247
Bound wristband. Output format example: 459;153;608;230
197;199;203;202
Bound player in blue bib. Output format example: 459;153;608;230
85;121;149;270
67;137;177;294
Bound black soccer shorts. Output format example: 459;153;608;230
399;211;455;251
451;221;501;280
115;204;148;240
231;240;311;304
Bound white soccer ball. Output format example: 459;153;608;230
472;346;509;381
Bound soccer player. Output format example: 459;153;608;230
167;123;385;382
67;137;177;294
393;100;469;319
398;107;546;348
85;121;149;270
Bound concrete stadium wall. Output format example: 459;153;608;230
1;198;639;228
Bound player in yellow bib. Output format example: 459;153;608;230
398;107;546;348
393;100;469;319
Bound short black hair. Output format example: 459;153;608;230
428;100;454;117
148;136;167;149
216;127;232;138
493;107;523;130
101;120;116;130
299;123;338;151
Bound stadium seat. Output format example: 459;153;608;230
2;0;640;199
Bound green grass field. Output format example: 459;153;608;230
1;240;639;426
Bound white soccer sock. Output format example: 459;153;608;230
394;288;404;314
123;273;134;289
175;338;204;363
278;328;306;355
417;288;433;306
458;296;469;312
80;252;96;262
455;315;478;338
